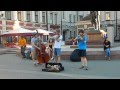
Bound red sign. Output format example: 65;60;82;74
50;25;60;29
6;26;13;30
19;22;24;26
0;21;2;24
6;21;14;25
26;23;33;27
35;24;40;27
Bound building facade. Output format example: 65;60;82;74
60;11;90;41
0;11;90;41
100;11;120;42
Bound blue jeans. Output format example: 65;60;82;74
105;48;111;57
54;48;61;56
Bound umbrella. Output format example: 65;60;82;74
35;29;54;35
1;28;36;36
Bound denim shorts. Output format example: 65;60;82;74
54;48;61;56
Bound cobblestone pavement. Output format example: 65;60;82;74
0;54;120;79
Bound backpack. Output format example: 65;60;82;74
70;49;81;62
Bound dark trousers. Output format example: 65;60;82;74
21;46;26;58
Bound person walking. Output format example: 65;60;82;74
74;30;88;70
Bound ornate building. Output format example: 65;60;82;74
0;11;90;41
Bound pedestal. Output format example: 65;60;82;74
70;30;104;48
87;31;104;45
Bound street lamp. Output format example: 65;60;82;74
46;11;48;41
61;11;63;35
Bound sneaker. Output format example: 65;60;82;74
79;66;84;69
105;55;107;57
34;62;37;66
83;66;88;70
51;57;54;61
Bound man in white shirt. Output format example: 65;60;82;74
53;29;63;63
31;33;39;65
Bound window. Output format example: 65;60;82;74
26;11;30;22
17;11;21;21
73;15;76;23
42;12;45;24
54;14;57;24
79;15;83;21
5;11;11;20
35;11;38;23
50;13;53;24
69;14;72;22
105;12;110;21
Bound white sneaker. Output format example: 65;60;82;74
51;57;54;60
34;62;37;66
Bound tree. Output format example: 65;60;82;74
90;11;98;29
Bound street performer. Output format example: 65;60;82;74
52;29;63;63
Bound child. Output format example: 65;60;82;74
103;37;111;60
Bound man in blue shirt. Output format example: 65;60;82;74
31;33;39;65
74;30;88;70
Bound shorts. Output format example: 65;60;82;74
78;50;86;57
54;48;61;56
31;49;37;60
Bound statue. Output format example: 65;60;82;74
90;11;98;30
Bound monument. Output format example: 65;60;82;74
71;11;104;48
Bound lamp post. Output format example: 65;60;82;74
46;11;48;31
61;11;63;35
46;11;48;41
114;11;117;40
